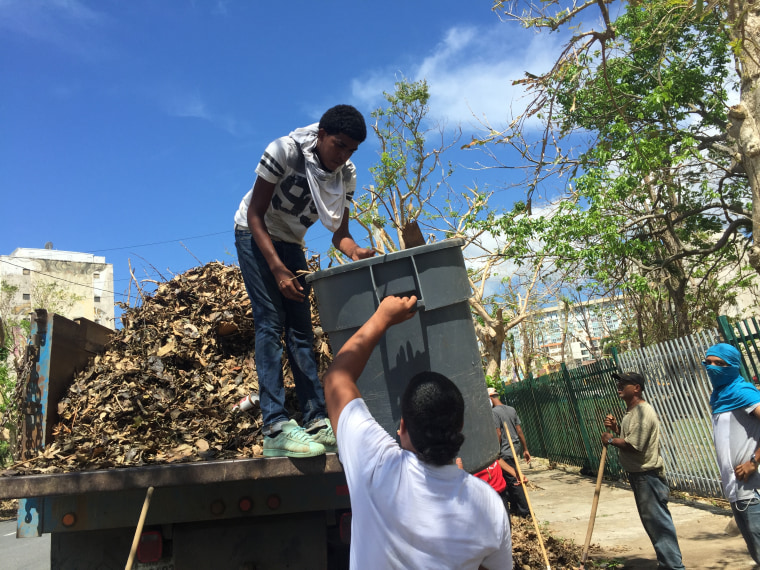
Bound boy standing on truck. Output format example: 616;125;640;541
323;295;512;569
234;105;374;458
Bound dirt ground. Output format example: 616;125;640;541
524;458;757;569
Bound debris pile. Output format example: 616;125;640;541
511;515;584;569
12;261;331;474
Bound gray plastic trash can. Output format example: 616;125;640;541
306;238;498;472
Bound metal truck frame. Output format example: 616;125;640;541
0;311;350;569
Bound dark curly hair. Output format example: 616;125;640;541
319;104;367;142
401;371;465;466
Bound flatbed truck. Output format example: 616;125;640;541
0;310;350;570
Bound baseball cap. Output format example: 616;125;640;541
487;387;498;397
612;372;646;389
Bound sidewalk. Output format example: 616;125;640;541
523;460;757;569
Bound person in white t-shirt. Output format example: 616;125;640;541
705;343;760;564
323;295;512;570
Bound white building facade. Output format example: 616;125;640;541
0;247;115;329
514;297;624;375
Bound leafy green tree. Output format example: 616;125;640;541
347;79;567;379
0;282;19;465
479;0;758;341
31;279;85;316
725;0;760;269
349;79;461;251
0;315;9;466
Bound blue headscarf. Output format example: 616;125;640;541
705;343;760;414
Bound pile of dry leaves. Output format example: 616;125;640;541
13;260;331;474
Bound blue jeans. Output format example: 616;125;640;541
234;226;327;434
731;491;760;564
627;471;685;570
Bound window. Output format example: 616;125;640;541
22;293;30;300
94;296;101;303
23;268;30;275
93;273;100;279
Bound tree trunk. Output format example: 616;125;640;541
475;309;506;380
520;321;534;378
728;0;760;273
483;335;503;379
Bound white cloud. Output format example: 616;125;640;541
462;201;562;296
167;92;208;120
351;23;564;133
0;0;107;58
163;89;247;137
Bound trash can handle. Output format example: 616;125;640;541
368;258;426;311
409;256;425;311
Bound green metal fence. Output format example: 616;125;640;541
617;329;722;496
718;315;760;383
503;314;760;500
502;358;625;480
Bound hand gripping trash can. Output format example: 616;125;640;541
306;238;499;472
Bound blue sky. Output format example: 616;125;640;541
0;0;567;317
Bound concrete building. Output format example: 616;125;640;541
513;296;624;376
512;274;759;378
0;246;115;329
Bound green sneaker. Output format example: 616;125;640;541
307;418;337;453
263;420;326;458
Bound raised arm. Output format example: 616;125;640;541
323;295;417;432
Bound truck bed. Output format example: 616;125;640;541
0;454;344;499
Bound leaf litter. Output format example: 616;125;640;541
9;260;331;474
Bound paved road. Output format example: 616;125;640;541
0;519;50;570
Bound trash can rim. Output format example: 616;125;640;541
305;237;465;283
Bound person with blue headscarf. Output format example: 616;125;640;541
706;342;760;564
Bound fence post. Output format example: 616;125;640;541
611;346;621;371
717;315;735;343
561;362;595;472
717;315;752;382
527;374;549;457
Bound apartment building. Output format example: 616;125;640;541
514;296;624;375
0;246;115;329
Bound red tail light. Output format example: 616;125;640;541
137;530;162;563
